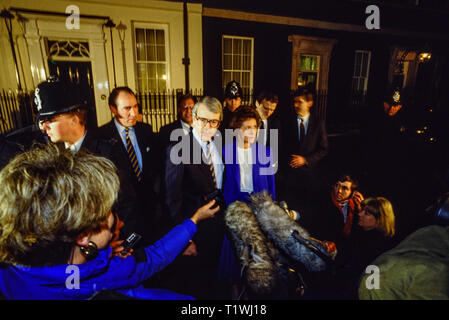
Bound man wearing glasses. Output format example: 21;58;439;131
163;96;225;299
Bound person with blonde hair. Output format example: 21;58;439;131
358;197;395;237
0;143;219;300
307;196;397;299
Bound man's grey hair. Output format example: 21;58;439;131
192;96;223;121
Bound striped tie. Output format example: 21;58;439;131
124;127;142;182
205;142;217;188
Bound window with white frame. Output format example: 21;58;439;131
134;23;170;92
352;50;371;92
222;36;253;99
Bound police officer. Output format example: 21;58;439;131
34;77;140;242
220;80;243;132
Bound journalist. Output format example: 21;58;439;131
0;143;218;300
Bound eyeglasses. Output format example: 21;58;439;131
181;105;194;111
195;116;221;128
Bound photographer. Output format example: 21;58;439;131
0;143;218;300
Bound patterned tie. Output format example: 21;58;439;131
124;127;142;182
205;142;217;188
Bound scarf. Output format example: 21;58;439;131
331;191;357;237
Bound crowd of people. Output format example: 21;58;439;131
0;78;444;300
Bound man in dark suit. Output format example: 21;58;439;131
33;78;137;246
255;90;282;198
162;96;225;299
97;87;160;245
255;90;281;148
281;86;328;210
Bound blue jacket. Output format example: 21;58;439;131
0;220;197;300
218;141;276;282
222;141;276;205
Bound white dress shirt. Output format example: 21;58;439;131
237;146;254;193
297;112;310;141
180;120;191;136
65;130;87;153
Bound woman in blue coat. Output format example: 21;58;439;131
218;106;277;296
0;143;219;300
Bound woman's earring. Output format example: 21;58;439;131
79;241;99;261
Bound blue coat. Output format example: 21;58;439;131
0;220;197;300
222;141;276;205
218;141;276;282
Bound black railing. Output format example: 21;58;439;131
0;90;35;135
136;89;204;132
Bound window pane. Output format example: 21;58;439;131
223;38;232;54
223;71;232;85
136;28;145;43
243;40;251;55
147;63;156;78
136;43;145;61
135;29;145;61
137;63;146;78
149;79;157;91
146;29;155;45
156;29;165;45
146;44;156;61
233;39;242;54
243;55;251;70
158;79;166;91
137;77;145;92
233;54;241;70
242;72;250;87
299;55;319;71
223;54;232;69
157;45;166;61
157;63;166;79
232;72;241;83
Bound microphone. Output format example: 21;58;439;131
249;191;335;272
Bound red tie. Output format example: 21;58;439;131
299;118;305;149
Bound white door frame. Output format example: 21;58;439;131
23;15;111;126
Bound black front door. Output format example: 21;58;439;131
48;60;97;130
